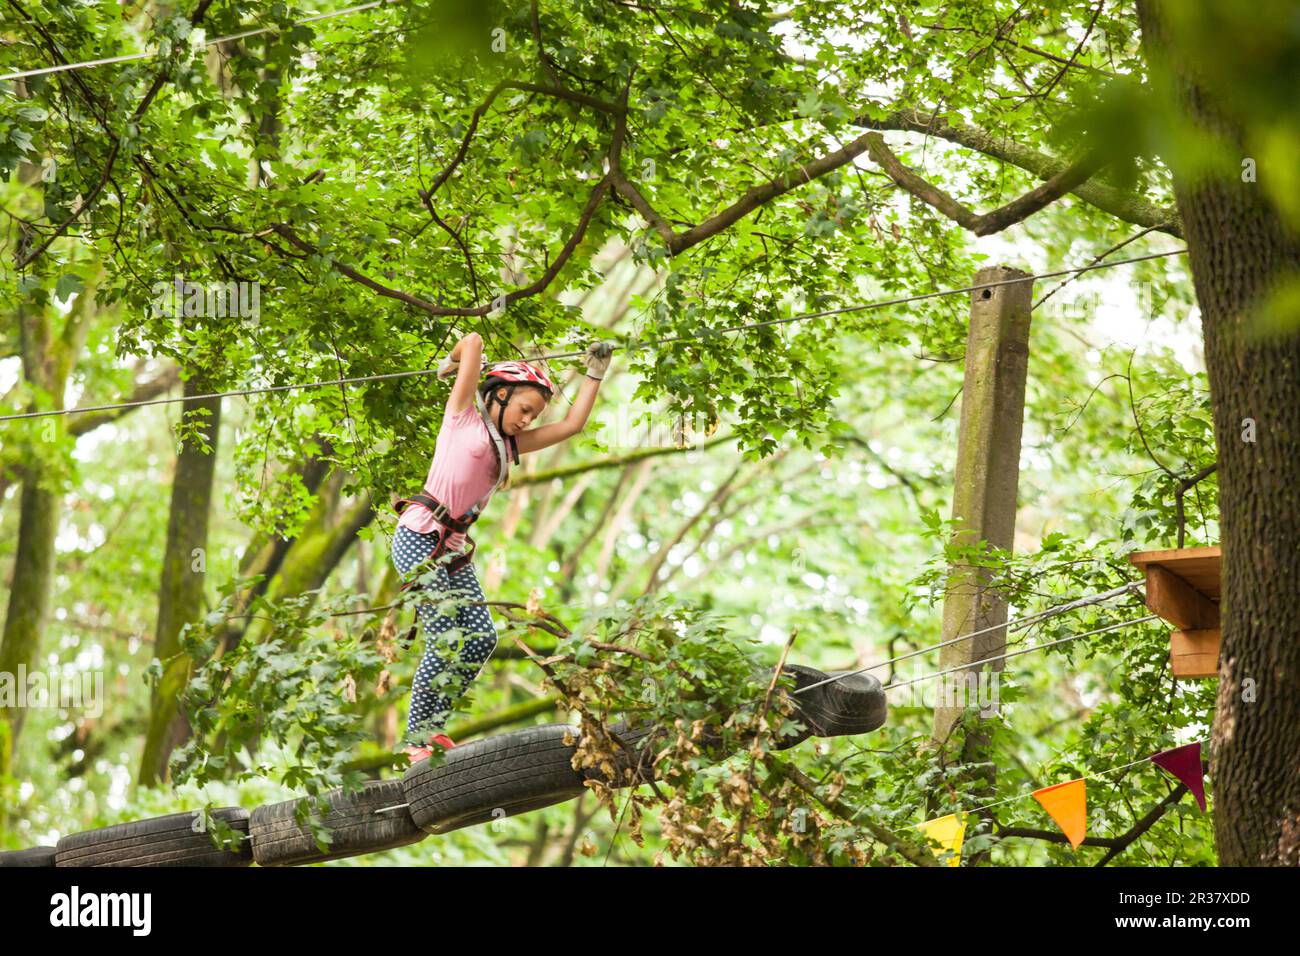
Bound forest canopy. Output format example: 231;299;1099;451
1;0;1297;868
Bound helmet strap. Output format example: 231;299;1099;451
486;382;527;466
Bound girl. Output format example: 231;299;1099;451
391;332;614;762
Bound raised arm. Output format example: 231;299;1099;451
514;376;600;454
514;342;613;455
445;332;485;416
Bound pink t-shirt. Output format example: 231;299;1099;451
396;402;503;551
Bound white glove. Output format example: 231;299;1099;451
584;341;614;380
437;353;487;381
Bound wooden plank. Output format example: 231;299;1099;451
1128;547;1222;679
1144;564;1221;629
1129;545;1221;566
1171;628;1222;679
1129;546;1221;599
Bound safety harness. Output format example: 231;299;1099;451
392;390;517;648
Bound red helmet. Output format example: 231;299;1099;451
483;360;555;398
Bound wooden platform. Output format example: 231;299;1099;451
1129;546;1221;679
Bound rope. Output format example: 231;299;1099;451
695;612;1158;744
869;735;1208;836
0;249;1187;425
536;249;1187;361
0;1;402;83
878;615;1161;692
297;583;1150;670
792;581;1142;696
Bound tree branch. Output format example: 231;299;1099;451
853;106;1183;237
612;130;883;254
7;0;218;268
423;80;623;201
762;756;940;866
993;780;1191;864
267;173;608;318
864;131;1109;236
530;0;562;88
68;363;181;436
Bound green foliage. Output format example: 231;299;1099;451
163;578;400;851
3;0;1257;866
542;594;873;864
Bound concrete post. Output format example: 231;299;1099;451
931;266;1034;746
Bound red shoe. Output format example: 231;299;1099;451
430;733;457;749
400;744;434;763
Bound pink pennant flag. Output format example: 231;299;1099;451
1150;742;1207;812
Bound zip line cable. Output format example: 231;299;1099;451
539;249;1187;360
723;611;1161;715
792;581;1143;695
333;580;1145;696
0;248;1187;425
355;588;1158;709
877;614;1162;692
0;1;402;83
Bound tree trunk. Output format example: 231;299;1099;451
0;466;61;779
137;370;223;788
0;150;93;782
1138;0;1300;867
233;472;377;649
216;433;335;654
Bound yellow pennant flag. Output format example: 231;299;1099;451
914;813;967;866
1032;779;1088;850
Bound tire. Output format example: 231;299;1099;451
250;779;426;867
0;845;56;867
403;722;664;835
783;664;887;737
55;808;253;867
403;724;592;834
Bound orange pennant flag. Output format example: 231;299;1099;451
1032;779;1087;850
914;813;967;866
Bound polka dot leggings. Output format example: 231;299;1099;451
390;524;499;745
